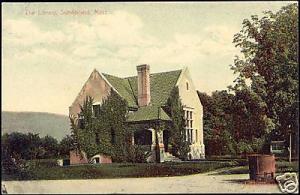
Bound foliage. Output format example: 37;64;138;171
126;145;152;163
198;4;298;156
2;160;237;180
198;89;271;155
70;89;133;161
198;91;236;156
230;3;298;152
0;132;59;160
40;135;59;159
1;132;64;177
166;87;190;160
230;87;274;141
59;135;74;158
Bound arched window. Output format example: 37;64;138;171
186;82;189;90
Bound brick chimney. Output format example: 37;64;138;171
137;64;151;107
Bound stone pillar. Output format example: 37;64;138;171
157;131;165;162
132;132;135;145
148;128;165;163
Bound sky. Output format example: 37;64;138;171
2;2;295;115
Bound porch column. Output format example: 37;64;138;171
151;129;164;163
132;132;135;145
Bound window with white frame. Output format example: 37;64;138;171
184;109;194;143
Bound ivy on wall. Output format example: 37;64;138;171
70;87;190;162
70;89;131;161
165;87;190;160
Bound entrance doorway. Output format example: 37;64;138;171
163;130;170;152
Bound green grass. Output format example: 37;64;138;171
2;159;237;181
211;161;299;175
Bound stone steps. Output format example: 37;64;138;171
164;152;182;162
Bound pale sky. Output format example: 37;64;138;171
2;2;295;115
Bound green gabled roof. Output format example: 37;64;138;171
102;69;182;122
126;70;182;106
127;106;171;122
102;73;138;108
103;69;182;107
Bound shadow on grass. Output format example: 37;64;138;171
223;179;277;185
222;179;248;184
208;166;249;175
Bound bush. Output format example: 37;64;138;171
126;145;151;163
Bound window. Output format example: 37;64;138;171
78;114;84;129
111;128;116;144
95;133;100;144
93;104;100;117
186;82;189;90
183;109;194;143
187;129;190;142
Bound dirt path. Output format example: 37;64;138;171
2;168;281;194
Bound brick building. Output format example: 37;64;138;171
69;65;205;162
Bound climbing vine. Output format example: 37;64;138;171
165;86;190;160
70;89;131;161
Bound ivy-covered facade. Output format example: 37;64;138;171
69;65;205;163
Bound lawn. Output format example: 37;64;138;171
4;158;297;181
2;159;238;181
211;160;299;175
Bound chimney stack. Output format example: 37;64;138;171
137;64;150;107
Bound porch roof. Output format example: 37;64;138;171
127;106;171;122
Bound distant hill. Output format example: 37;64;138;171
1;111;71;141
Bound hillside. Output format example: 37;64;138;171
1;111;71;140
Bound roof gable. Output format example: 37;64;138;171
102;69;182;108
102;73;137;107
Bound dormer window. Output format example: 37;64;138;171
186;82;189;90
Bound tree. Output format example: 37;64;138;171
166;87;190;160
40;135;59;158
231;3;298;146
230;87;274;142
197;91;236;156
59;135;74;158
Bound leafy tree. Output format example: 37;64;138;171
166;87;190;160
197;91;236;156
1;132;61;175
231;3;298;148
59;135;74;157
40;135;59;158
198;88;272;155
230;87;274;143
